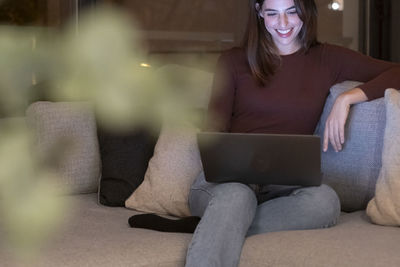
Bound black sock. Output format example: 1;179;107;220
128;214;201;233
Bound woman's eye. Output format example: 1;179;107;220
266;13;277;17
288;11;297;15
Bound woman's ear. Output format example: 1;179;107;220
255;3;263;18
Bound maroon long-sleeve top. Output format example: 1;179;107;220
206;43;400;134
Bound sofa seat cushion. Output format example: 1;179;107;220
1;194;399;267
241;212;400;267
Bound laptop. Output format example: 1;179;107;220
197;132;322;186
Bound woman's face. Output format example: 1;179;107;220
257;0;304;55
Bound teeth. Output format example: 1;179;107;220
277;29;291;34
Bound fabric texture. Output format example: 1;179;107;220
97;126;158;207
367;89;400;226
26;101;100;194
315;81;386;212
2;193;400;267
125;124;202;217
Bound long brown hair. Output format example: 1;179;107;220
242;0;319;86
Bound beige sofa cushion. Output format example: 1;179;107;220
2;194;399;267
367;89;400;225
125;124;202;217
26;102;100;194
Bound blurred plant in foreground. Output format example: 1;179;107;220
49;7;204;132
0;5;206;263
0;121;69;261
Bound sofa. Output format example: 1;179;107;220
1;77;399;267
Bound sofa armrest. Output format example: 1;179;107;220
315;81;386;212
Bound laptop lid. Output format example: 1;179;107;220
197;132;322;186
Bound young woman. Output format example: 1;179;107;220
185;0;400;266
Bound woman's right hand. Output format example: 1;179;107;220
323;88;368;152
323;94;351;152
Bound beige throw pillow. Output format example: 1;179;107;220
366;89;400;226
125;124;202;217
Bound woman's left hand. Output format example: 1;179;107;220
323;88;368;152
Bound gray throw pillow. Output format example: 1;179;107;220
314;81;385;212
26;101;100;195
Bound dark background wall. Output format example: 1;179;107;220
368;0;400;62
391;0;400;62
0;0;399;62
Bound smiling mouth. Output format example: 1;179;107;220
276;28;293;37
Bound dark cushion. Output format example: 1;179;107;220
97;126;159;207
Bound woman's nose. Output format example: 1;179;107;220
279;14;289;27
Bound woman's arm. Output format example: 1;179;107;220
322;44;400;152
325;44;400;100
